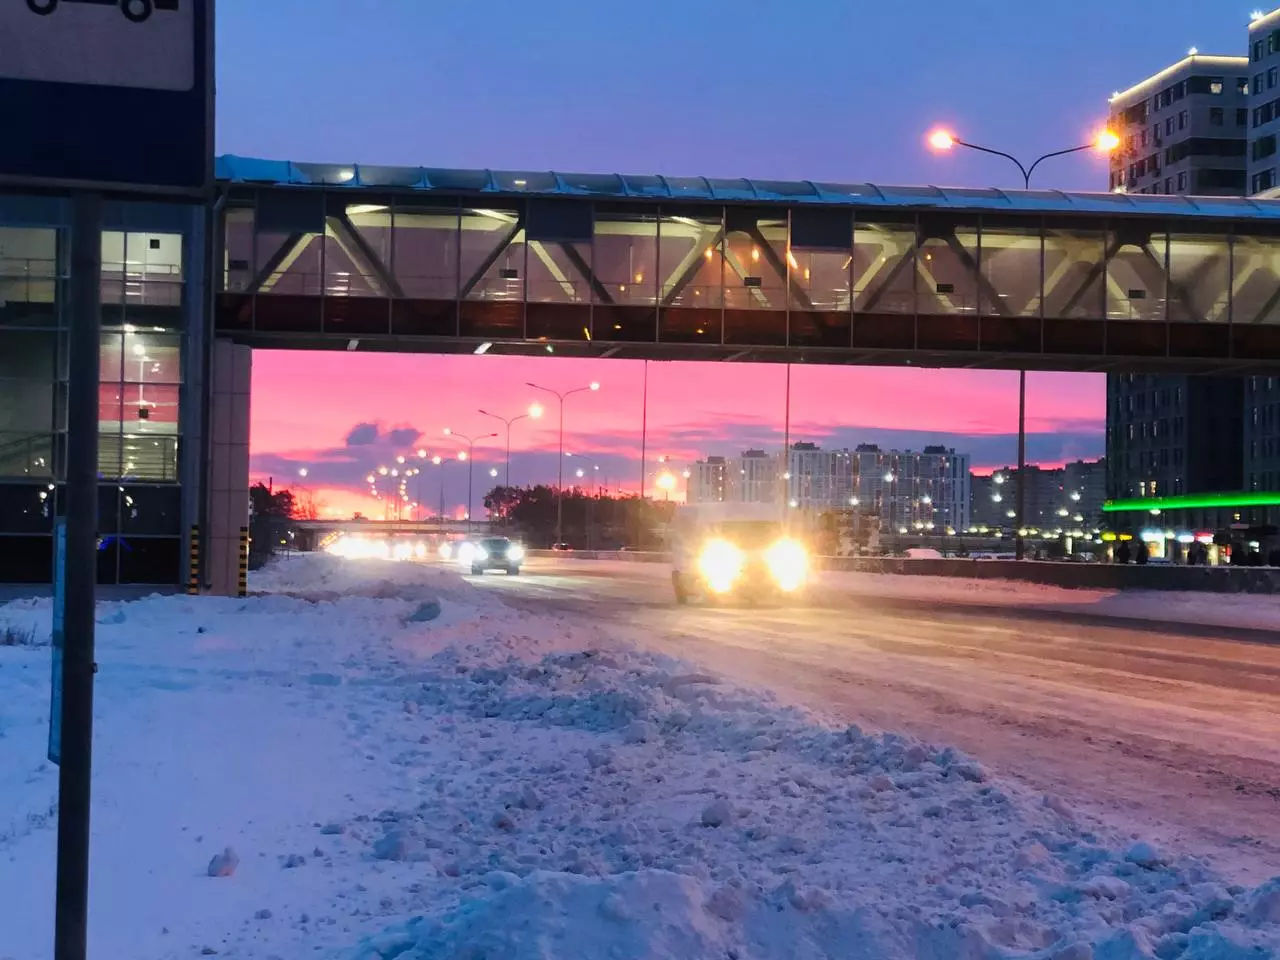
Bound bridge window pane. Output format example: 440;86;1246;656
1042;226;1105;319
323;197;392;298
526;239;591;304
594;210;658;306
1106;229;1166;322
392;199;459;300
658;207;722;344
979;221;1040;317
254;227;322;297
0;227;59;327
223;207;254;293
853;218;915;314
789;248;850;311
658;209;722;310
1167;231;1229;322
723;210;786;312
1230;230;1280;324
459;206;524;302
916;220;978;315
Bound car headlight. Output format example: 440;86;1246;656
507;544;525;562
698;539;744;593
765;538;808;592
438;542;453;560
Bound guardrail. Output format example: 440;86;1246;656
528;551;1280;593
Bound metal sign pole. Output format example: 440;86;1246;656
53;191;103;960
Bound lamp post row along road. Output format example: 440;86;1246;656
526;381;600;546
926;126;1120;560
443;428;498;533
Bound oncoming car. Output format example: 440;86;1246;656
670;503;810;605
454;537;524;576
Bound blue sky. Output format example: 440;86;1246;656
217;0;1246;187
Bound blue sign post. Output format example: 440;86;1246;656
48;519;67;765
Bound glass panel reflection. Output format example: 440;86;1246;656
916;221;978;315
854;219;915;314
1106;229;1166;322
1167;231;1229;323
459;206;524;302
392;200;459;300
1042;225;1105;319
1231;231;1280;324
979;220;1040;317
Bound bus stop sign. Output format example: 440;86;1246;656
0;0;212;195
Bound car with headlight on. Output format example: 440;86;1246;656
454;537;524;575
669;503;809;604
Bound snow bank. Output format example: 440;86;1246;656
333;598;1280;960
2;554;1278;960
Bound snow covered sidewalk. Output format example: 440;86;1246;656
2;554;1279;959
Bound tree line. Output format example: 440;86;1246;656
483;485;676;549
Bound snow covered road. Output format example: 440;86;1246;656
482;557;1280;885
3;554;1280;959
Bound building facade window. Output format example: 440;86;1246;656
0;216;187;586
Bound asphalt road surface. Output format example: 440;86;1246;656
472;557;1280;884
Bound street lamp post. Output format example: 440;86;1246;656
526;380;600;546
478;408;534;490
926;126;1119;561
444;429;497;534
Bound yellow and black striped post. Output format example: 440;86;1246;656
186;526;200;596
237;526;249;597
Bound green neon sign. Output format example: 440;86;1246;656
1102;491;1280;513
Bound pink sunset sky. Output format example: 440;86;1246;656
249;353;1105;520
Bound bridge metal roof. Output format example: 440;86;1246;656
216;154;1280;221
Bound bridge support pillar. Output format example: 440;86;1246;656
206;340;252;596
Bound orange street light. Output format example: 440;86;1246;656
927;128;956;151
1094;129;1121;153
925;125;1119;188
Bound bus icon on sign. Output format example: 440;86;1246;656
26;0;178;24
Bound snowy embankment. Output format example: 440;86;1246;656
1;555;1279;959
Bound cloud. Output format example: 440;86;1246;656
387;427;423;448
345;423;379;446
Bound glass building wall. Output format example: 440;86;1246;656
0;198;189;586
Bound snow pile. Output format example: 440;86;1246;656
338;628;1280;959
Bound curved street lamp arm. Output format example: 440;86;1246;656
526;382;562;401
955;139;1032;187
1024;143;1092;185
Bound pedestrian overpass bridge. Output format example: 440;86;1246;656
8;156;1280;596
215;155;1280;373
